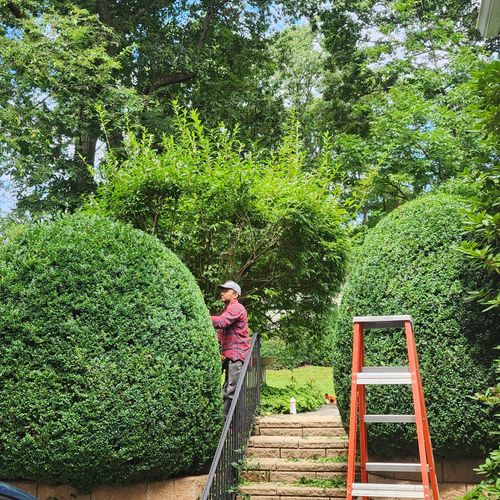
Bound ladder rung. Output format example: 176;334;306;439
364;414;416;423
357;366;411;384
351;483;424;498
366;462;428;472
353;315;413;329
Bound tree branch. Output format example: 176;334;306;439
144;1;230;94
6;2;24;18
144;72;195;94
197;4;215;50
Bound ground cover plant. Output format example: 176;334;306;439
0;214;222;491
259;382;324;415
334;194;498;458
294;477;346;489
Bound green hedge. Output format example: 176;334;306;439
334;194;497;458
0;214;222;490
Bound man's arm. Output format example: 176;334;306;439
211;303;242;328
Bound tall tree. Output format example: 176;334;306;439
314;0;497;226
0;6;138;213
86;108;349;338
0;0;314;215
268;23;328;156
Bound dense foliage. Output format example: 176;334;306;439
459;61;500;310
87;108;349;338
260;309;338;368
2;1;496;228
0;214;222;490
260;383;324;415
464;354;500;499
461;60;500;500
334;194;498;458
0;0;313;213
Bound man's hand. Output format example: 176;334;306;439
220;354;226;362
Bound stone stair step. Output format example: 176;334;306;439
248;436;348;449
256;415;342;429
242;457;355;483
244;458;348;473
246;446;348;460
242;468;347;483
256;426;345;437
238;482;346;499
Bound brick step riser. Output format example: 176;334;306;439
255;428;345;438
246;448;348;460
242;469;347;483
238;486;347;499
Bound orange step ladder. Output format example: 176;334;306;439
346;315;440;499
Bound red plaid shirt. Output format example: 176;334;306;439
211;298;250;362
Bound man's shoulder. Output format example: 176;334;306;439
229;300;247;316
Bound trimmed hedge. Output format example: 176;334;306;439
0;214;222;490
334;194;497;458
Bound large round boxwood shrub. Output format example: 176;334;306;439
334;194;497;458
0;214;222;490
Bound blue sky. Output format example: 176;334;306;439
0;175;16;215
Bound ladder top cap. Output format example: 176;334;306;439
353;315;413;329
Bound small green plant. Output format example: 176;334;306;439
294;477;346;488
313;454;348;463
259;382;324;415
463;353;500;499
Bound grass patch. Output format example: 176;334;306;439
265;366;335;396
294;477;346;488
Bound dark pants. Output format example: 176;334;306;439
222;359;243;416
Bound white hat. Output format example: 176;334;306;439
218;280;241;295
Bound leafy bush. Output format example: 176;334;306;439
260;309;339;369
260;383;324;415
0;214;222;490
87;108;349;341
334;194;498;458
464;353;500;499
261;329;335;369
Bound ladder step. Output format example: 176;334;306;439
357;366;412;385
353;315;413;329
366;462;428;472
364;414;416;423
351;483;424;498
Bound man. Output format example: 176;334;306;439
211;280;250;416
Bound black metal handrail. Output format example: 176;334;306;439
201;333;262;500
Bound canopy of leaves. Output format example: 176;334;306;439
333;194;498;458
0;213;222;490
86;107;349;339
308;0;498;226
459;60;500;310
0;0;316;215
